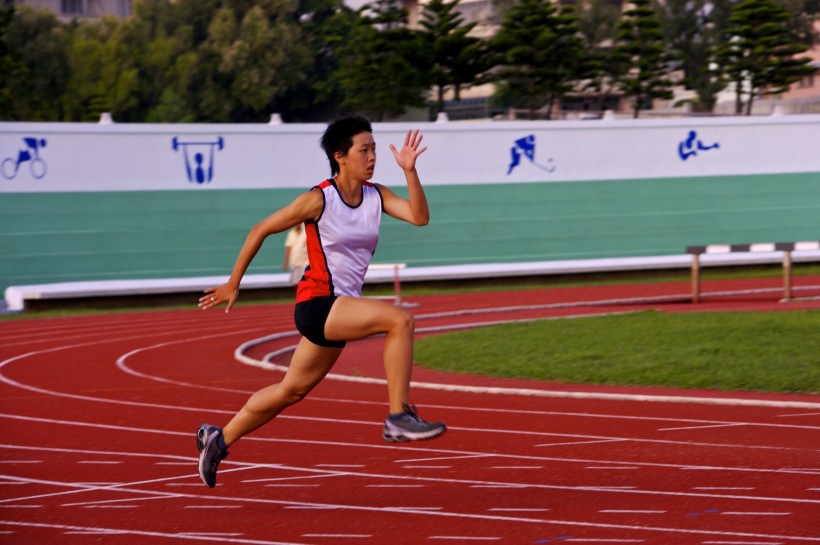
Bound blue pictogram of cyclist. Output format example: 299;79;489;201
2;137;48;180
172;136;224;184
507;134;555;175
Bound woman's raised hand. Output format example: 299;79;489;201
389;129;428;172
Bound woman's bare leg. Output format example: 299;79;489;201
221;338;343;446
324;296;414;414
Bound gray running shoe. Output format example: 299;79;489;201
197;424;229;488
383;404;446;442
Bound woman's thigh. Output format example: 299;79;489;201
279;337;344;395
324;296;412;342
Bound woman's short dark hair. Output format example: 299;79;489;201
320;113;373;176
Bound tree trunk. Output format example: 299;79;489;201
745;91;755;115
734;81;744;115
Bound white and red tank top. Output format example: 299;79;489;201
296;179;383;303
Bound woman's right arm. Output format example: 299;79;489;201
199;189;323;312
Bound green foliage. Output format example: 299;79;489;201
419;0;494;113
1;0;814;121
658;0;728;113
62;18;140;121
573;0;622;112
491;0;584;119
717;0;815;115
415;310;820;394
275;0;359;121
333;0;431;121
613;0;676;118
0;6;70;120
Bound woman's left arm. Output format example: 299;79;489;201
380;129;430;226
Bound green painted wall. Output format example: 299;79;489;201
2;171;819;291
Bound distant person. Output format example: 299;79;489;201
195;113;446;488
283;224;308;285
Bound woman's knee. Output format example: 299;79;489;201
391;308;415;333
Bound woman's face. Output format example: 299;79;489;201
339;131;376;180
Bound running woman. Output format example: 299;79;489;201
196;114;446;488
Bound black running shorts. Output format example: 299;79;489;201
294;295;347;348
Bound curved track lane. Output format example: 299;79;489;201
1;276;819;544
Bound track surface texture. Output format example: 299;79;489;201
1;276;819;544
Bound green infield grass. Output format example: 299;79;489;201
414;309;820;394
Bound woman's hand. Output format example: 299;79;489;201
389;129;427;173
198;284;239;313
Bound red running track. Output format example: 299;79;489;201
1;276;819;544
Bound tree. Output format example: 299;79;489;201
658;0;729;112
275;0;361;121
62;17;139;121
333;0;431;121
491;0;585;119
574;0;623;113
1;6;70;120
196;1;311;122
612;0;675;118
717;0;815;115
419;0;493;113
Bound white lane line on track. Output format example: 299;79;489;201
236;336;820;411
22;317;806;435
694;487;756;491
57;344;820;449
264;484;321;488
303;534;372;538
184;505;242;509
586;466;640;470
5;415;820;487
366;484;425;488
488;508;550;512
82;505;139;509
178;534;245;538
59;292;807;410
428;537;500;541
536;439;628;448
490;466;543;469
242;474;340;484
659;423;749;432
1;471;819;542
0;520;311;545
9;383;810;462
702;541;784;544
5;444;820;514
570;537;644;543
395;454;493;463
600;510;666;514
721;512;791;516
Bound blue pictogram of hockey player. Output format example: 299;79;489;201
507;135;555;175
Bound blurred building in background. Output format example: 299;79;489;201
6;0;132;21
